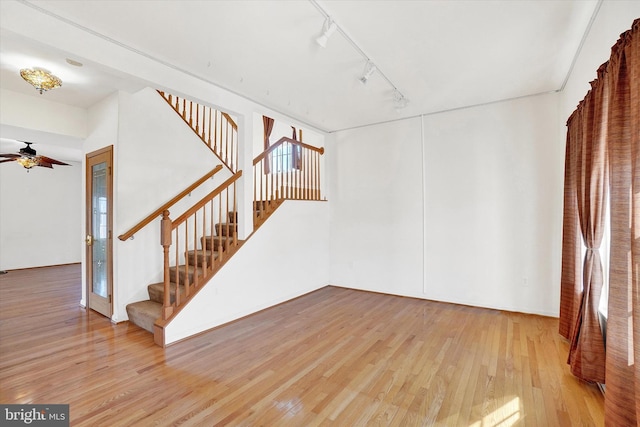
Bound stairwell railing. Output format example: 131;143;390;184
158;91;238;173
253;136;324;228
159;170;242;320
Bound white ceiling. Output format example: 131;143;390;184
0;0;601;145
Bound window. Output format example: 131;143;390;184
271;141;300;173
272;142;294;173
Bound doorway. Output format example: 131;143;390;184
86;146;113;318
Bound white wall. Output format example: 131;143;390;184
0;159;82;270
166;200;330;344
329;117;424;297
0;89;87;139
422;94;562;315
330;93;563;316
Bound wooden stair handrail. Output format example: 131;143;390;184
221;112;238;130
172;170;242;227
118;164;223;241
253;137;324;165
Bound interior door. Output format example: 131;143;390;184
86;146;113;318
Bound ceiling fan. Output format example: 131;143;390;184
0;142;70;171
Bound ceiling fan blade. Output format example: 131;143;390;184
38;156;69;166
0;153;21;158
36;161;54;168
0;158;18;163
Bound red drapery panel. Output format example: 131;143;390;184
560;18;639;425
559;113;583;340
603;18;639;426
291;126;301;170
263;115;274;174
566;75;608;383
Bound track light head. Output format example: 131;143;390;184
359;62;377;85
316;18;337;48
393;89;409;110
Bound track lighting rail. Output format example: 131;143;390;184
309;0;408;108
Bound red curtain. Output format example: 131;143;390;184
603;18;639;426
559;18;639;425
291;126;302;170
559;112;582;340
263;115;274;174
565;75;608;383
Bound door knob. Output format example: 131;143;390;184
86;234;93;246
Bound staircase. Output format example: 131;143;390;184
126;211;240;334
122;92;324;346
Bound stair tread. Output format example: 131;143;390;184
126;300;162;333
169;265;202;273
127;299;162;311
148;281;185;290
186;249;218;256
202;235;244;241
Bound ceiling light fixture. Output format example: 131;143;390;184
16;157;40;170
309;0;408;109
316;17;337;48
359;62;377;85
19;67;62;94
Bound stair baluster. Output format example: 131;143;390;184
157;91;238;173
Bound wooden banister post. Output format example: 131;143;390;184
161;210;174;320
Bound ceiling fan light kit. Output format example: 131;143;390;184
20;67;62;94
16;157;40;170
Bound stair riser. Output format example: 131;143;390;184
148;284;184;305
186;251;219;267
169;267;199;284
201;236;232;252
214;224;237;237
126;301;162;334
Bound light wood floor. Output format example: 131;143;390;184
0;264;603;426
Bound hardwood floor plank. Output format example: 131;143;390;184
0;265;604;426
